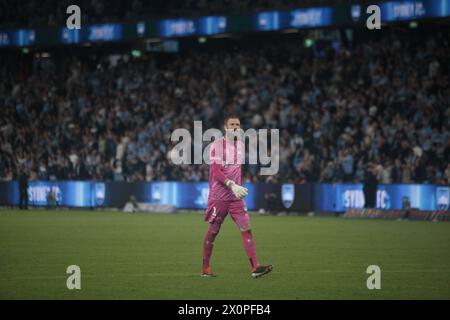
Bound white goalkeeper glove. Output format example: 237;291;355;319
225;180;248;199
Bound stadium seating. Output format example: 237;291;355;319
0;29;449;184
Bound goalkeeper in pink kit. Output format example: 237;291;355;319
202;115;273;278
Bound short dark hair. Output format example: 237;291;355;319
223;114;240;125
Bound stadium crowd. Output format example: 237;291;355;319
0;30;449;185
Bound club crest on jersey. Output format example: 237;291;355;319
281;184;295;209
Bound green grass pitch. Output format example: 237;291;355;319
0;210;449;299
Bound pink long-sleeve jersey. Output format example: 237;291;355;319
208;136;245;201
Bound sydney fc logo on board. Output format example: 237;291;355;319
436;187;449;211
281;184;295;209
95;183;105;206
194;185;209;208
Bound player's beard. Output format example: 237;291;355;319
225;129;243;142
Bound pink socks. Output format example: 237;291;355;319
241;230;259;270
202;228;218;269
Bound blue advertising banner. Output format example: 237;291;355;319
313;183;449;212
380;1;428;21
7;181;93;207
60;28;81;44
157;16;226;38
85;24;123;42
60;24;123;44
313;183;365;212
255;7;332;31
380;0;450;21
0;181;447;212
436;186;450;210
2;0;450;48
289;7;333;28
0;29;36;47
0;181;273;210
148;181;254;209
281;184;295;209
376;184;437;210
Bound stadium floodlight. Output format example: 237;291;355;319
131;49;141;57
304;38;314;47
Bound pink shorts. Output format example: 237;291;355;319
204;199;250;233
